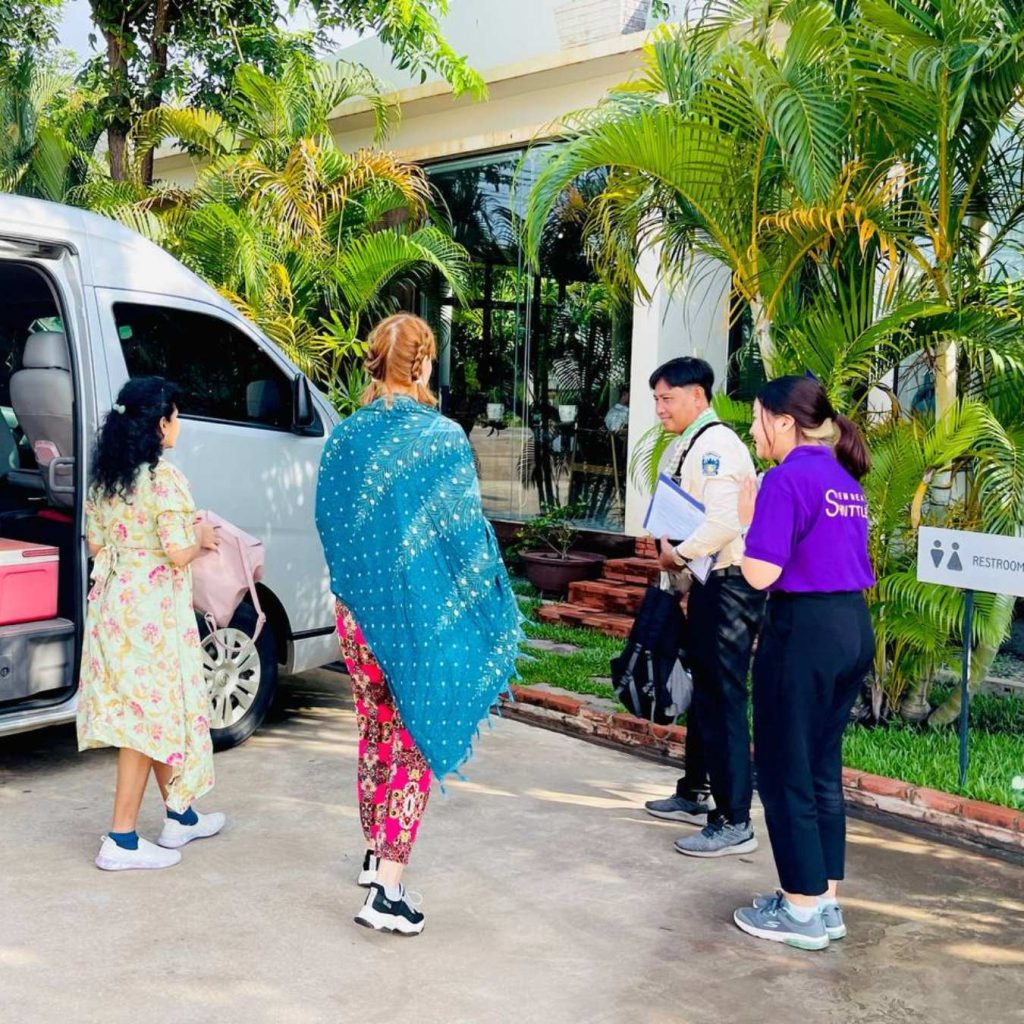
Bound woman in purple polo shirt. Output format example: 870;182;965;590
731;375;875;951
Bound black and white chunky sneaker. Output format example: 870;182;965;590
358;850;380;887
354;883;425;936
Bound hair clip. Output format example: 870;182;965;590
112;403;126;414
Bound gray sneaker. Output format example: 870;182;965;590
674;818;758;858
753;892;846;940
645;792;714;825
734;893;829;950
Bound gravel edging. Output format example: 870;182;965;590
497;684;1024;857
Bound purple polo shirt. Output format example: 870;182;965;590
744;446;875;592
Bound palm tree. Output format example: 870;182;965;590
862;398;1024;718
78;53;469;386
851;0;1024;417
526;1;1024;724
0;50;103;202
524;8;873;371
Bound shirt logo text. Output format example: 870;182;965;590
825;489;868;519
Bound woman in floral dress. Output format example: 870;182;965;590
78;377;225;871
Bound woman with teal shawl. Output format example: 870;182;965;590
315;313;521;935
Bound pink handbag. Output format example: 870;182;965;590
191;511;266;649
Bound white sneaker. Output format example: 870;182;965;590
354;883;425;935
358;850;380;888
95;835;182;871
157;811;226;849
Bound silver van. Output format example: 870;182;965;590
0;195;340;748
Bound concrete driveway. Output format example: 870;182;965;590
2;669;1023;1024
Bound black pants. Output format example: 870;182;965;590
678;571;765;823
677;713;708;799
753;591;874;895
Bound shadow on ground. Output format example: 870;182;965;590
1;669;1022;1024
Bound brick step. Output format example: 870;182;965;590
602;557;660;586
568;579;647;615
536;602;633;639
635;536;657;559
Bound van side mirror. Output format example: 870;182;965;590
291;373;319;435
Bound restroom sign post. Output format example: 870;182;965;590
917;527;1024;787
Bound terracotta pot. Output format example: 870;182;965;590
520;550;605;595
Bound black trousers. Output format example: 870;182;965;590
753;591;874;895
677;712;709;799
678;571;765;823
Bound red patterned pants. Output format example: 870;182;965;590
336;602;432;865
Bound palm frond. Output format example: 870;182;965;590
332;226;471;317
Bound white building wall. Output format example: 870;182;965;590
624;252;732;534
328;46;645;165
338;0;564;87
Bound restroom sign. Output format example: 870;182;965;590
917;526;1024;599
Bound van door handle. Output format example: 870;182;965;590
47;456;75;494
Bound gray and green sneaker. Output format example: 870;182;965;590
734;893;829;950
674;818;758;858
753;892;845;939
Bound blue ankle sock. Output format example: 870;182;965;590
167;806;198;826
109;830;139;851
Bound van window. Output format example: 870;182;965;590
113;303;294;430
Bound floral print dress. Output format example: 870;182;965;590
77;459;214;812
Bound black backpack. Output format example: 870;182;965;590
610;585;693;724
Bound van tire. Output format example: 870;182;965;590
199;602;279;751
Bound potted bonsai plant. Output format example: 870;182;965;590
512;501;605;595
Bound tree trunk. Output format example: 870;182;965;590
102;26;131;181
140;0;172;187
934;340;957;421
750;294;774;376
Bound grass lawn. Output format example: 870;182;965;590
515;592;1024;810
518;597;620;702
842;724;1024;808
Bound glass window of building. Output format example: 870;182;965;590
418;147;633;532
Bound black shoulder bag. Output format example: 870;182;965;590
610;425;726;722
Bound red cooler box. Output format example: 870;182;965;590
0;539;59;625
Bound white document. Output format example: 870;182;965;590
685;553;717;585
643;474;717;584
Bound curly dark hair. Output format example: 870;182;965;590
91;377;182;499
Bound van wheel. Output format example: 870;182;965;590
199;602;279;751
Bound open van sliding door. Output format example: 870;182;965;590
92;288;338;747
0;239;104;731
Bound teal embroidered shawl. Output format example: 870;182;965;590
315;396;521;780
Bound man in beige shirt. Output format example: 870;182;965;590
642;357;766;858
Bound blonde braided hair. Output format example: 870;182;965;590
361;313;438;408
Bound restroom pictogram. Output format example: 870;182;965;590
930;539;963;571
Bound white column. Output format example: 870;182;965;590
623;252;731;535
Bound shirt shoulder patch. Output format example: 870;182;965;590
701;452;722;476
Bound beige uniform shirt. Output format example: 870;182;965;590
662;419;754;571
